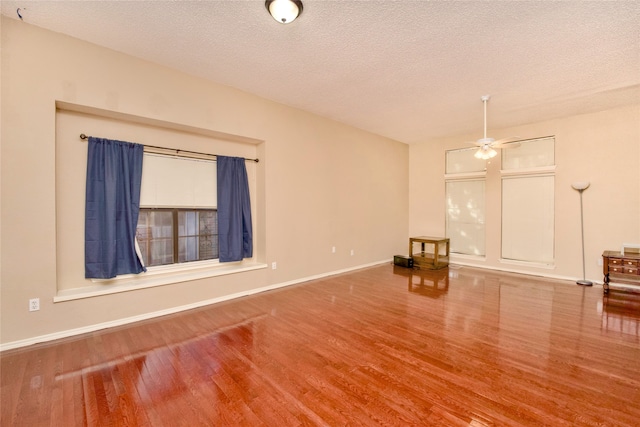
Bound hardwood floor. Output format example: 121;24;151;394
2;264;640;426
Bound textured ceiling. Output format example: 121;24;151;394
2;0;639;144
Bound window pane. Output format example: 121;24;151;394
187;212;197;235
446;180;485;256
178;211;195;236
136;211;151;266
199;211;218;260
150;239;174;265
178;236;199;263
136;211;151;240
178;210;218;262
136;210;173;267
178;211;199;263
502;137;554;170
149;211;173;238
446;147;486;174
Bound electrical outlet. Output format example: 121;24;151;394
350;249;354;256
29;298;40;312
272;262;277;270
332;246;336;253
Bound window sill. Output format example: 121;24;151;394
54;261;268;303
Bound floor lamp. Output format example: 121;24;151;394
572;181;593;286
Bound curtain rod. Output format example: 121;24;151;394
79;134;259;163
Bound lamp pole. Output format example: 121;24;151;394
572;182;592;286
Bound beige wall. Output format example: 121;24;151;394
0;18;409;346
410;104;640;282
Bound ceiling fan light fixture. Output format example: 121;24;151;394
474;145;497;160
265;0;303;24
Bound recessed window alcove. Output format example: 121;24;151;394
54;101;266;302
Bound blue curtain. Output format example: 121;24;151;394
217;156;253;262
85;137;146;278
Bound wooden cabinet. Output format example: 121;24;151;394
602;250;640;294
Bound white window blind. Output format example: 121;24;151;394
502;176;554;263
140;154;216;208
446;179;486;256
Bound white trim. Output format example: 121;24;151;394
58;262;268;302
499;258;555;270
500;165;556;177
1;260;389;352
450;253;486;262
450;259;599;285
90;257;224;283
444;171;487;180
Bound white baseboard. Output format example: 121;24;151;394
450;259;603;285
0;260;389;352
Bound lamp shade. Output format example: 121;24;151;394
266;0;303;24
571;181;590;191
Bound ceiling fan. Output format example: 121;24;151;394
469;95;520;159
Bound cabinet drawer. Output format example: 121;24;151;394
623;259;638;267
609;266;624;274
623;266;639;275
609;258;623;266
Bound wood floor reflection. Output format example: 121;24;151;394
2;264;639;426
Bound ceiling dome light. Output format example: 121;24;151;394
265;0;303;24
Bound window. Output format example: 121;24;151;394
445;138;555;264
501;137;555;265
445;147;486;256
137;209;218;267
137;153;218;268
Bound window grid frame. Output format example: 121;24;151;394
137;208;218;267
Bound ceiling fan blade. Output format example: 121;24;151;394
492;136;521;148
496;142;521;149
467;138;496;147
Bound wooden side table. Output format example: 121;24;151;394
409;236;450;270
